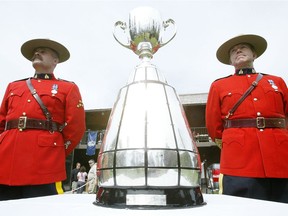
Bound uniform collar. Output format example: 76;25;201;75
235;68;256;75
33;73;55;80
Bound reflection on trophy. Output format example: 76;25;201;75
96;130;104;148
95;6;205;208
113;6;176;56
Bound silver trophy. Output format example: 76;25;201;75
95;7;204;208
113;6;176;56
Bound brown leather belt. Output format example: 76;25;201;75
5;117;62;132
224;117;286;129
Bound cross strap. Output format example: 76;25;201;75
26;78;52;121
225;73;263;119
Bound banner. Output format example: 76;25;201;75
86;131;98;156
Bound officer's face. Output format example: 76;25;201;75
229;43;257;69
32;47;59;73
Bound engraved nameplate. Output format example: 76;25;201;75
126;194;166;206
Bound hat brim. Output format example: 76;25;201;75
216;34;267;65
21;39;70;63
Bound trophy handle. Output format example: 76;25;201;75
113;21;131;49
160;18;177;47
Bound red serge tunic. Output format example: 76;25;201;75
0;76;86;185
206;73;288;178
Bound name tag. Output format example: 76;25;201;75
126;194;166;206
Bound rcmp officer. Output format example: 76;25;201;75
206;34;288;203
0;39;86;200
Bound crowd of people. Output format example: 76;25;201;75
70;160;97;194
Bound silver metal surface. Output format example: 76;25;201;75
96;7;204;207
113;6;176;56
98;58;201;187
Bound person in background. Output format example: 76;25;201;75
71;162;81;193
0;38;86;200
87;159;97;194
206;34;288;203
76;166;87;194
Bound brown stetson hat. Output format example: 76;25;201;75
216;34;267;65
21;39;70;63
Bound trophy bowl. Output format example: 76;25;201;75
113;6;176;56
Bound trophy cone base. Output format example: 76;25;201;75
94;187;206;209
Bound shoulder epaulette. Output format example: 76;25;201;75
214;74;232;82
57;78;75;84
12;77;31;83
258;72;268;76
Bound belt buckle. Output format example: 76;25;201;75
256;117;265;129
18;116;27;131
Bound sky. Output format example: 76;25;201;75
0;0;287;110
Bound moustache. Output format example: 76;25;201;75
31;54;42;61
